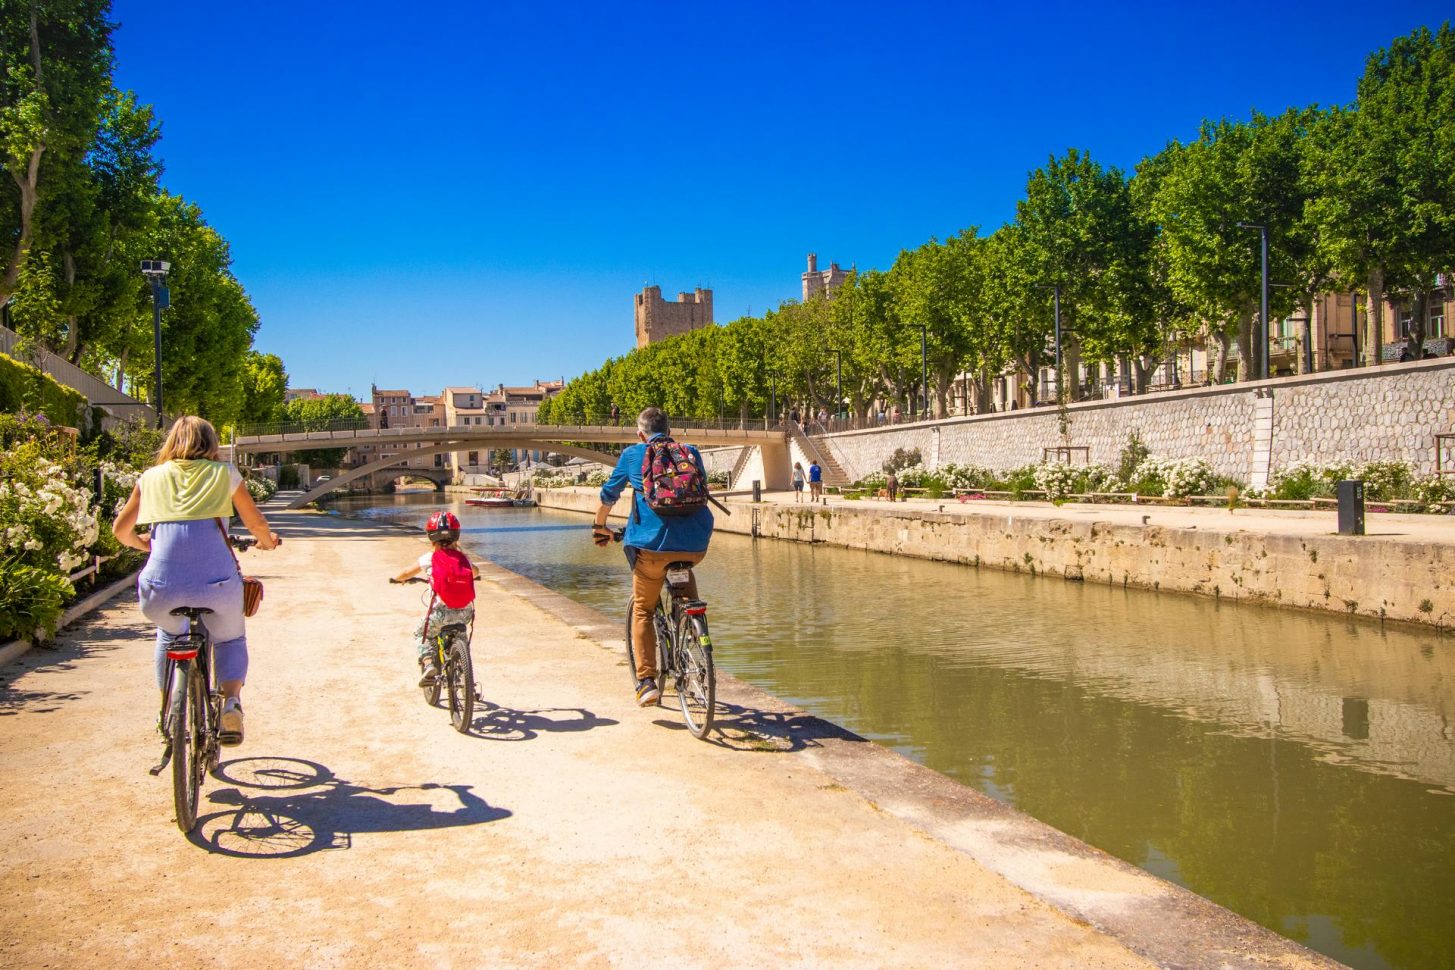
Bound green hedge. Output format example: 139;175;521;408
0;352;87;429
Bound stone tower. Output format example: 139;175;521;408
634;285;713;348
802;253;848;301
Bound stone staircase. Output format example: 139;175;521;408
727;446;754;489
787;425;851;486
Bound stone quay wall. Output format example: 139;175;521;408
819;357;1455;483
536;488;1454;628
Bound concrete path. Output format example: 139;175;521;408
0;508;1335;968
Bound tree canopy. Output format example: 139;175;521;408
541;22;1455;423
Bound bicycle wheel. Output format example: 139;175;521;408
446;638;474;733
169;663;200;832
674;614;715;738
421;642;442;707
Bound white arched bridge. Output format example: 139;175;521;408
230;420;797;509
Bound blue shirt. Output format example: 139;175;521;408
808;463;822;483
600;435;714;553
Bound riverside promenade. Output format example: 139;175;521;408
0;506;1334;969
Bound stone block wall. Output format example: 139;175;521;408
821;358;1455;483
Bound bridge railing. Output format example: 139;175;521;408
235;414;792;440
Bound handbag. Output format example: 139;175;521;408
216;519;265;617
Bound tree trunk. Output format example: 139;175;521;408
114;345;129;390
1407;289;1428;360
1063;336;1083;402
1307;292;1322;372
1234;308;1255;382
1;13;47;303
1365;268;1384;365
1211;331;1232;384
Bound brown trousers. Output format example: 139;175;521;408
629;548;706;681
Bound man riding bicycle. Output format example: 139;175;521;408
592;407;713;707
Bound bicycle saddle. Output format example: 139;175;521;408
168;606;214;617
438;623;468;637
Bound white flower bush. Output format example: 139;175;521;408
1033;461;1080;501
1134;456;1219;498
244;475;278;502
0;458;99;574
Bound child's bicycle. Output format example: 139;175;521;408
609;529;717;739
400;576;476;733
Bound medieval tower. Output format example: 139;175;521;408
634;285;713;348
802;253;848;301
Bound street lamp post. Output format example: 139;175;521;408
832;349;842;427
140;260;171;428
1036;284;1064;403
917;324;928;419
1236;222;1269;380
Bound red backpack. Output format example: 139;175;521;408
639;436;708;518
430;547;475;609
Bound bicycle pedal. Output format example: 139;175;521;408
149;745;172;775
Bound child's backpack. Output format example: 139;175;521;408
638;437;708;518
430;547;476;609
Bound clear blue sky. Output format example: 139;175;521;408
110;1;1449;398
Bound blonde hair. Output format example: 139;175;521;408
156;416;221;464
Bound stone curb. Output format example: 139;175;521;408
0;569;139;669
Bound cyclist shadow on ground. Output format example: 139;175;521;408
189;756;509;859
652;700;864;753
471;701;617;741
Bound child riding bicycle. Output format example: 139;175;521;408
390;511;480;686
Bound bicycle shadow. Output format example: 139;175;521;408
651;700;863;753
471;702;618;741
189;756;509;859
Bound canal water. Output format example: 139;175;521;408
336;494;1454;970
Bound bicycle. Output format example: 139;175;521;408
611;529;717;738
148;533;257;833
400;576;475;733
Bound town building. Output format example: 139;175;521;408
802;253;848;302
634;285;712;348
283;387;324;403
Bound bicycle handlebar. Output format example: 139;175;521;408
229;535;258;551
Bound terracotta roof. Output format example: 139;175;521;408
359;403;376;414
442;386;481;394
373;389;410;397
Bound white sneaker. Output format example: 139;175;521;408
219;699;244;747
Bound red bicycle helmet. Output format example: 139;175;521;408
425;510;460;544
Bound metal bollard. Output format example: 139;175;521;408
752;479;762;503
1337;480;1365;536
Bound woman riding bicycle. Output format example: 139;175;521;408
112;416;280;747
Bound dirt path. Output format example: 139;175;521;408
0;508;1331;968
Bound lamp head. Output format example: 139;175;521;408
139;259;171;279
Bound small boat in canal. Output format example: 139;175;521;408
464;487;536;508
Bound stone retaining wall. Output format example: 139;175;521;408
537;488;1453;628
820;358;1455;482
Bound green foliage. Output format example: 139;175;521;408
1117;431;1151;484
281;393;365;466
1356;461;1413;500
0;352;87;427
239;352;288;428
278;464;301;490
0;558;74;642
881;448;922;474
82;419;164;470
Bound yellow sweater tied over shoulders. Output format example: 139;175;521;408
137;460;238;524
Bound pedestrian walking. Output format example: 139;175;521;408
808;460;823;501
792;462;806;502
886;471;898;502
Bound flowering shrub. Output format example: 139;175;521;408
244;475;278;502
1033;461;1079;501
1265;460;1348;501
1411;475;1455;510
1134;456;1219;498
706;469;729;486
0;447;100;574
1356;461;1413;500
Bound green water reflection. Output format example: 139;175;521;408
336;496;1455;970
